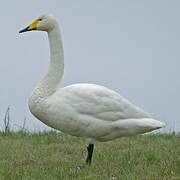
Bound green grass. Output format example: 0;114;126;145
0;132;179;180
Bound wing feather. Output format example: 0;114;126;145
53;84;151;121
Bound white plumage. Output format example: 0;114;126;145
19;13;165;164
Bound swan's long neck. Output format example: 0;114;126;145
29;24;64;107
46;25;64;94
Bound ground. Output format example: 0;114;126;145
0;132;179;180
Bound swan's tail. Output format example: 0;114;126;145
114;118;166;136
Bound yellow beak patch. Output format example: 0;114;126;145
19;19;40;33
28;19;39;30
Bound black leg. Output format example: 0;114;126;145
86;144;94;165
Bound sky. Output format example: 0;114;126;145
0;0;179;132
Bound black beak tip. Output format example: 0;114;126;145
19;26;29;33
19;30;24;33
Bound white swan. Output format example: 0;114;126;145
19;14;165;164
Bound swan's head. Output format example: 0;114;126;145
19;13;57;33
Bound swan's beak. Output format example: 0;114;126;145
19;19;39;33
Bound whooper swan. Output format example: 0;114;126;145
19;14;165;164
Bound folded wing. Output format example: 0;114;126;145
54;84;151;122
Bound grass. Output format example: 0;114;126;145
0;131;179;180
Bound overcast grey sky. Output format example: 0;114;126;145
0;0;179;132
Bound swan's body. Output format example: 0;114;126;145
20;14;165;164
29;83;163;142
